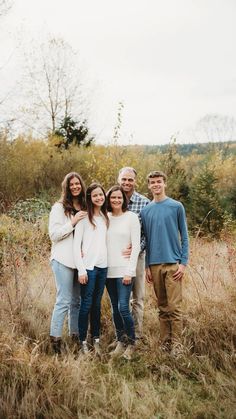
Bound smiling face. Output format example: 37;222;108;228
118;169;136;196
148;176;166;199
109;189;124;212
91;187;105;208
69;176;82;197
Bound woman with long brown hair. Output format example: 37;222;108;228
49;172;87;354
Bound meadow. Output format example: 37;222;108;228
0;137;236;418
0;215;235;418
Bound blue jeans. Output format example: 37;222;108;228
106;277;135;344
79;267;107;342
50;260;80;337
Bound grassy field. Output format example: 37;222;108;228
0;238;236;419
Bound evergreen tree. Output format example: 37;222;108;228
189;164;224;236
54;116;93;149
162;140;189;203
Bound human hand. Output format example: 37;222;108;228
78;274;88;284
71;210;87;226
145;267;153;283
122;275;132;285
122;243;132;259
173;264;186;281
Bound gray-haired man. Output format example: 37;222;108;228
118;167;150;338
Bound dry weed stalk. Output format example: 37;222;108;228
0;238;236;418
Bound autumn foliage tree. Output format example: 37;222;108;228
161;140;189;203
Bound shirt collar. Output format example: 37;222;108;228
129;191;138;203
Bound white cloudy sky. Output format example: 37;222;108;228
1;0;236;145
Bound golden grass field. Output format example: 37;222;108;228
0;236;236;419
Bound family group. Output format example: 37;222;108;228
48;167;189;360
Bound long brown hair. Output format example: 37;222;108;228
86;183;109;228
59;172;86;215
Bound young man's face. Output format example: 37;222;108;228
148;176;166;196
118;170;136;195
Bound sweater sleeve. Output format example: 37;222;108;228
125;213;141;277
178;204;189;265
49;203;74;243
73;220;87;276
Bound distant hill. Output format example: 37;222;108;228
143;140;236;156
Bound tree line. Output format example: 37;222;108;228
144;141;236;156
0;134;235;237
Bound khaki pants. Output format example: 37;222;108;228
150;264;183;346
131;251;145;338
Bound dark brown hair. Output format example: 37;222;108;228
86;183;109;228
147;170;167;182
106;185;128;212
59;172;86;215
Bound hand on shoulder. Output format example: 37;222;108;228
71;211;87;226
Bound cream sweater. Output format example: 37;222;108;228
73;215;107;276
107;211;140;278
49;202;75;268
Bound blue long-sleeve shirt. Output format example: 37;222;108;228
140;197;189;266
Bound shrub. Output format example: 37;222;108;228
8;198;51;223
0;215;50;279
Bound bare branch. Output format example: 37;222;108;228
17;36;87;136
0;0;13;17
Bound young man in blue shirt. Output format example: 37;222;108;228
140;171;189;351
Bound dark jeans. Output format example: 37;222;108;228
79;267;107;342
106;277;135;344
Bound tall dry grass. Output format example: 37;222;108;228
0;237;236;418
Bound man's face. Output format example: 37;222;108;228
118;170;136;195
148;176;166;196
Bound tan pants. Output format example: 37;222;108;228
150;264;183;346
131;251;145;338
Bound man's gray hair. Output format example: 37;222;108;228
118;167;137;178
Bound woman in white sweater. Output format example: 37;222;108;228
106;185;140;359
48;172;87;354
73;183;109;355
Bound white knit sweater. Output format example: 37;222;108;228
49;202;75;268
73;215;107;276
107;211;140;278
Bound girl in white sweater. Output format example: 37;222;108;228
73;183;109;355
106;185;140;359
49;172;87;354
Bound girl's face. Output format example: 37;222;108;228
91;187;105;208
109;190;124;211
69;177;82;197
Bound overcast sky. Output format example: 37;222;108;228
1;0;236;145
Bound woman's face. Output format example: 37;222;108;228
91;187;105;208
109;190;124;211
69;177;82;197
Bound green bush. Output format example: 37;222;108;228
0;215;50;276
8;198;51;223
